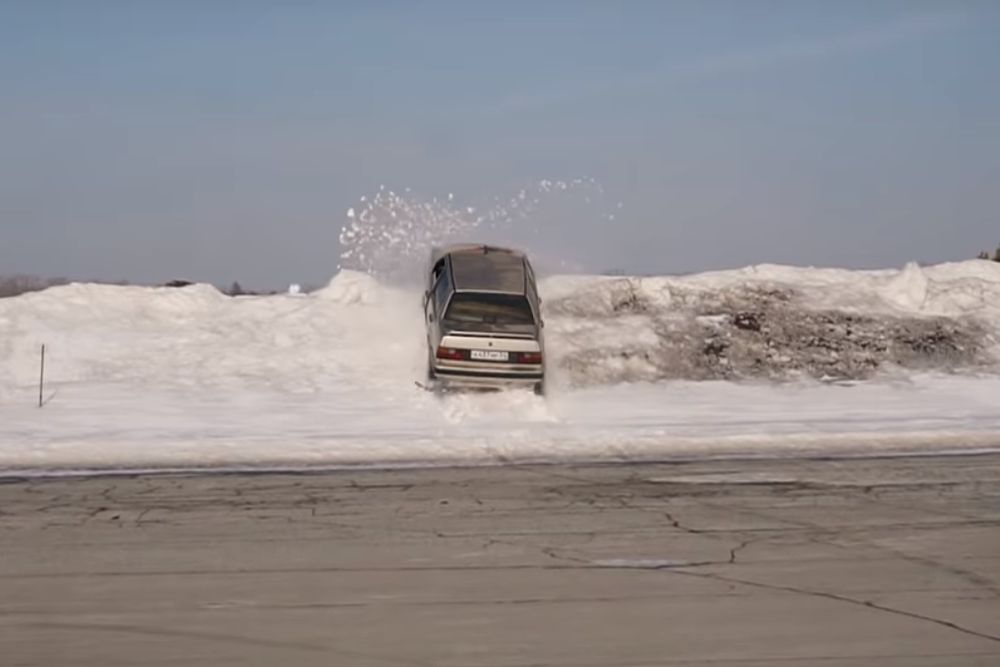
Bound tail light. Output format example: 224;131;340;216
436;346;464;361
519;351;543;364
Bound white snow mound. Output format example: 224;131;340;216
313;270;383;305
1;260;1000;472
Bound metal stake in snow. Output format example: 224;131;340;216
38;344;45;408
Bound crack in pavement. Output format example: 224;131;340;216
809;533;1000;599
530;498;1000;646
19;620;434;666
538;544;1000;646
669;568;1000;645
728;538;754;564
19;620;329;652
662;509;705;535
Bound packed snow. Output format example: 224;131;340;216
2;259;1000;474
546;260;998;384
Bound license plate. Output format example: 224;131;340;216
470;349;509;362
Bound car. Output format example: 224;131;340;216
423;244;545;393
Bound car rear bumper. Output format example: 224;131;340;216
431;363;544;388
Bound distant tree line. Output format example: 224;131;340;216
0;275;136;298
0;275;317;299
977;245;1000;262
224;281;302;296
0;274;71;298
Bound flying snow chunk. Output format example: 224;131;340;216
346;208;355;219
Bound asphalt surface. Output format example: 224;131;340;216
2;454;1000;666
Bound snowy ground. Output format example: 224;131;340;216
2;261;1000;473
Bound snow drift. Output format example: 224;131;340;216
2;260;1000;473
545;261;1000;385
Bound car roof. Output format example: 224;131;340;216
438;245;527;294
430;243;525;264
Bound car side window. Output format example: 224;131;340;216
524;261;541;319
433;263;451;315
431;258;446;285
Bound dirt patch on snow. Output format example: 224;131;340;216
548;278;993;385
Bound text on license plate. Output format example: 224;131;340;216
470;350;509;362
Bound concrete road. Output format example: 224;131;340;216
2;454;1000;666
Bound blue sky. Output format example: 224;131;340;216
2;1;999;287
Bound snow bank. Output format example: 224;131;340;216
2;261;1000;472
544;260;1000;386
0;271;423;398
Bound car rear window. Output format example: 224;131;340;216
444;293;535;325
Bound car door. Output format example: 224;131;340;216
524;260;543;329
426;257;450;349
